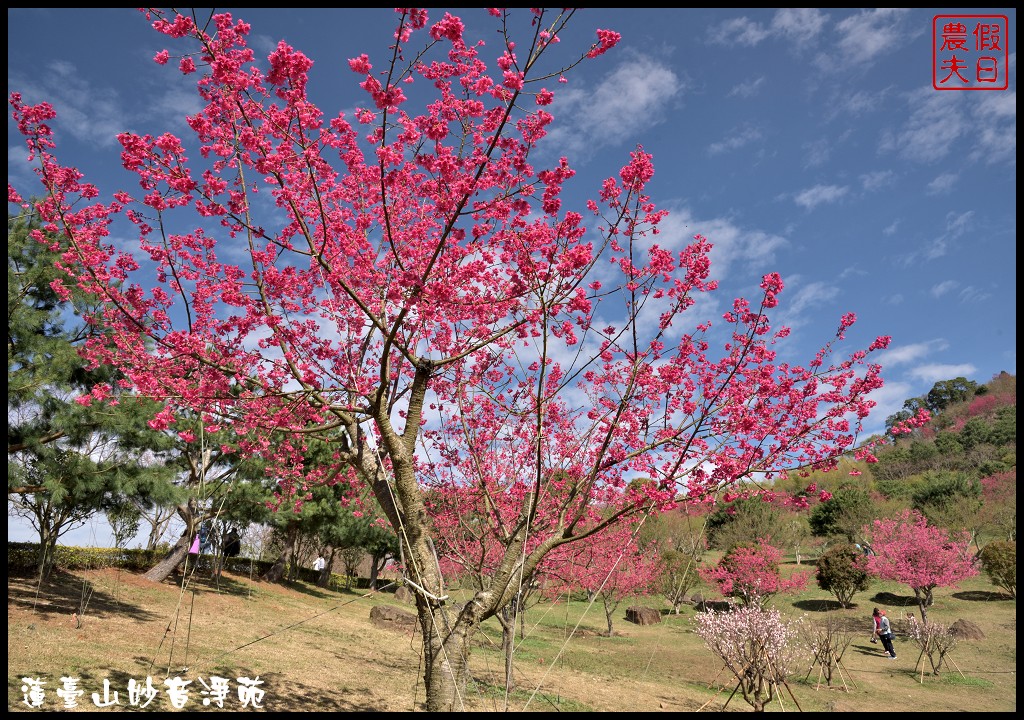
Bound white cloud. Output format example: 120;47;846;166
710;10;828;50
881;87;1015;167
945;210;974;237
970;91;1017;165
8;143;37;187
897;210;975;266
656;208;788;285
777;280;840;320
8;49;206;153
879;88;966;163
860;170;894;192
23;60;129;149
709;17;770;47
838;265;868;280
708;125;762;155
909;363;978;384
974;90;1017;119
926;173;958;195
149;85;204;133
958;286;993;303
801;138;831;168
877;340;949;367
793;184;848;210
882;220;900;235
834;8;910;63
547;53;681;158
840;90;879;115
249;32;282;58
930;281;958;298
862;380;916;434
923;210;974;259
728;76;765;98
770;8;828;47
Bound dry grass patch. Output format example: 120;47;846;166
7;563;1016;712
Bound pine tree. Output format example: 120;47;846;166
8;209;177;578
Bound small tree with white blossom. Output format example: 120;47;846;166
905;614;959;678
801;613;854;690
693;602;806;712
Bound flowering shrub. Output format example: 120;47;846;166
700;540;809;607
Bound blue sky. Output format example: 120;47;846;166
7;8;1017;545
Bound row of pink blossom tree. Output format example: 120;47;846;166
698;508;977;624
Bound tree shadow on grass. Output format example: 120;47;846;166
7;569;158;622
275;581;337;601
792;598;847;612
952;590;1014;602
851;642;894;658
869;591;918;607
188;573;268;598
216;668;403;712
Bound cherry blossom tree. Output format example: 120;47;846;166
864;510;978;623
10;8;905;711
544;521;661;636
700;539;810;607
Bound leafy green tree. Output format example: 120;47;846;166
260;450;358;583
11;451;115;577
326;508;399;589
8;210;97;461
988;405;1016;447
706;495;788;551
958;418;992;451
978;540;1016;598
815;543;871;608
932;431;963;457
362;522;401;591
978;471;1016;543
925;377;979;414
9;210;177;578
870;444;913;485
106;501;142;550
911;471;982;534
809;486;875;542
136;410;308;584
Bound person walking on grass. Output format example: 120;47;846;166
877;609;897;659
870;607;883;648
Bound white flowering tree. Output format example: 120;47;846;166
905;615;961;681
801;613;854;691
693;602;806;712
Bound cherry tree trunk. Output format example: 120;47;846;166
261;522;300;583
143;506;197;583
419;609;478;712
143;534;190;583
